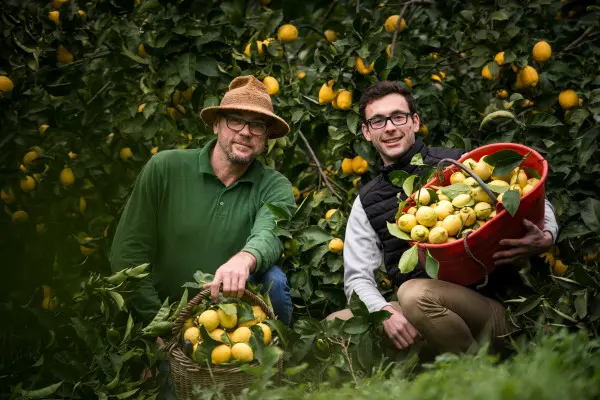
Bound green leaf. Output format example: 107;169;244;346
574;291;588;319
387;221;411;241
389;170;409;187
114;389;139;399
121;313;134;345
178;53;197;87
410;153;424;166
196;56;220;77
218;303;237;317
514;295;542;315
580;198;600;233
356;332;373;370
143;298;171;332
425;249;439;279
399;245;419;274
237;302;255;324
343;316;369;334
432;183;471;199
403;175;417;198
121;44;150;64
298;226;333;251
347;112;360;135
486;183;509;193
265;319;289;348
265;202;292;220
459;10;475;22
20;381;63;399
502;189;521;216
480;111;518;130
108;291;125;311
483;149;524;178
348;292;369;317
526;112;564;128
491;10;509;21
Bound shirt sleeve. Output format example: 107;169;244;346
109;156;163;322
242;173;297;274
543;198;559;244
343;196;391;313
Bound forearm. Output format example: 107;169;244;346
543;198;559;244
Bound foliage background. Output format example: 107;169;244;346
1;0;600;398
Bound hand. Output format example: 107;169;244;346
381;305;420;349
204;252;257;302
492;219;553;266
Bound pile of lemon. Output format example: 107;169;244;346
397;156;540;244
182;304;273;365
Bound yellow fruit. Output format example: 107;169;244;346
138;103;146;113
52;0;68;9
0;76;13;96
151;147;159;155
474;202;492;219
184;327;200;345
182;87;194;101
403;78;413;88
519;66;539;88
230;326;252;343
428;227;449;244
120;147;133;161
77;10;86;20
471;186;493;204
412;188;431;205
496;89;509;99
20;176;36;192
262;76;279;95
488;210;497;220
386;44;392;59
211;344;232;365
57;45;73;64
527;177;540;186
418;125;429;136
319;80;336;104
210;328;228;342
522;184;534;195
463;177;477;187
1;187;15;204
277;24;298;43
325;209;338;221
452;193;471;208
257;323;272;345
297;71;306;80
459;228;475;238
431;74;442;83
397;214;417;233
410;225;429;242
439;71;446;79
532;41;552;62
437;192;450;202
352;155;368;174
138;44;149;58
244;42;252;57
450;171;466;184
415;206;437;228
494;51;505;65
462;158;477;170
352;177;361;187
48;11;60;25
197;310;220;332
458;207;476;226
324;30;337;43
558;90;579;110
510;170;528;188
407;206;417;215
384;15;406;33
19;164;28;173
355;57;374;75
12;210;29;223
231;343;254;362
79;196;87;214
482;63;495;81
23;151;39;166
183;318;195;332
430;52;439;60
552;260;568;276
336;90;352;110
329;238;344;253
217;308;238;329
292;186;300;201
434;200;454;221
68;151;77;160
39;124;49;136
509;184;523;194
472;161;492;181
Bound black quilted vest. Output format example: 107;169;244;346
359;139;464;285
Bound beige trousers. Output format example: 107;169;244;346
327;279;510;354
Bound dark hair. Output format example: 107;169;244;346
359;81;417;122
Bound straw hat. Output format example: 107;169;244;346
200;75;290;138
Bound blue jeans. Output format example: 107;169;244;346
248;265;292;326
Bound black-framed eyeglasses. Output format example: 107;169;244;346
225;116;268;136
366;112;412;130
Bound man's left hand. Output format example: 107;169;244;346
492;219;553;266
204;252;257;302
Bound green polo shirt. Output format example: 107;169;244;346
109;138;296;321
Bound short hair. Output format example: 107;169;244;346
359;81;417;122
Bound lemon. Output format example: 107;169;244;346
351;155;368;174
481;63;495;81
447;237;458;243
151;147;159;155
138;103;146;113
527;177;540;186
386;44;392;58
403;78;414;88
211;344;232;365
415;206;437;227
57;45;73;64
257;323;272;345
120;147;133;161
452;193;471;208
230;327;252;343
397;214;417;232
434;201;454;221
418;124;429;136
138;43;149;58
431;74;442;83
336;90;352;110
474;202;492;219
39;124;49;135
231;343;254;362
552;260;568;276
459;207;476;226
355;57;374;75
0;76;14;96
496;89;509;99
329;238;344;253
428;227;448;244
488;210;497;220
237;305;268;328
435;221;443;228
183;318;195;332
410;225;429;242
472;162;492;181
532;41;552;62
384;15;406;33
341;158;353;174
324;30;337;43
462;158;477;170
184;327;200;345
1;186;15;204
325;209;338;221
196;310;220;332
262;76;279;95
12;210;29;223
471;186;493;204
277;24;298;43
450;171;466;184
79;196;87;214
407;206;417;215
297;71;306;79
558;89;579;110
463;177;477;187
23;151;39;166
494;51;505;65
521;184;534;195
319;80;336;104
412;188;431;205
20;176;36;192
217;308;238;329
442;214;462;236
48;11;60;25
519;66;538;88
210;328;228;342
459;228;475;238
192;343;198;360
489;179;510;188
510;170;528;188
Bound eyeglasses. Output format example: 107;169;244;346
366;112;411;130
224;116;268;136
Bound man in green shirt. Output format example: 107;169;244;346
109;75;296;326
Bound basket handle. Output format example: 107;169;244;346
437;158;498;206
462;231;490;289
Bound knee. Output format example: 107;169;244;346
326;309;353;321
260;266;289;293
397;279;429;311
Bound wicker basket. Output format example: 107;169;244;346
166;289;282;399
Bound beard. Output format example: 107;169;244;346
217;135;260;165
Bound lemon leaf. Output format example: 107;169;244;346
502;189;521;216
218;303;237;317
387;221;411;241
424;249;439;279
399;245;419;274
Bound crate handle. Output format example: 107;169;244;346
462;230;490;289
437;158;499;206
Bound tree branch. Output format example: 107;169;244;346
390;0;433;57
297;130;342;200
558;27;595;56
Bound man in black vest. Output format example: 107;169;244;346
327;81;559;354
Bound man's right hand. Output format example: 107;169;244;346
381;305;420;349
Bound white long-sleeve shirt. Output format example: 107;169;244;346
343;196;560;313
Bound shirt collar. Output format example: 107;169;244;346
198;138;262;184
381;138;426;176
